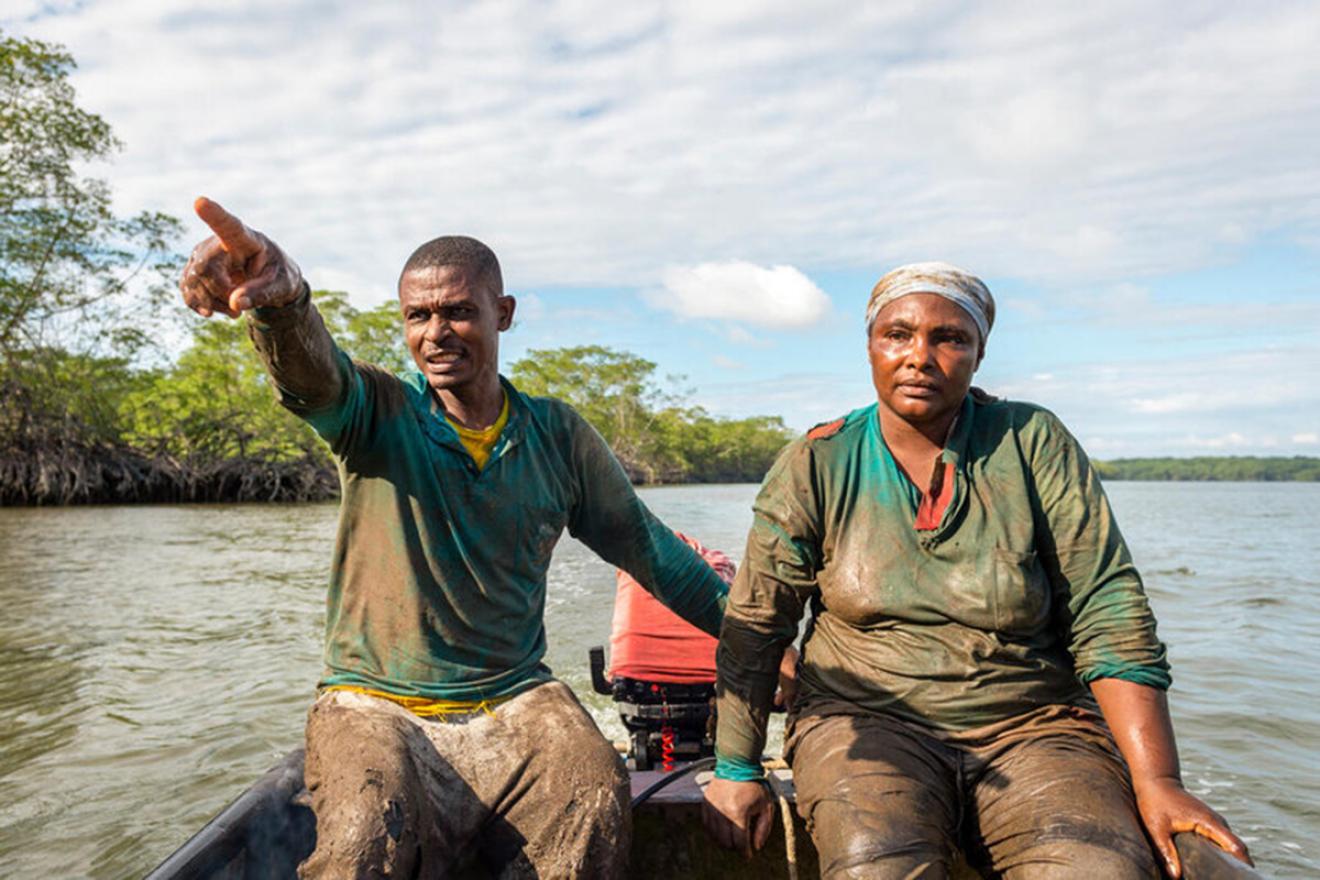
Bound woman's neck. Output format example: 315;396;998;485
877;404;956;489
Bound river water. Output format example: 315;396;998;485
0;482;1316;878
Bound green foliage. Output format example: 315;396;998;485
316;291;411;373
0;30;182;362
511;345;792;483
511;345;677;473
0;27;185;485
123;290;411;463
122;316;317;462
678;411;796;484
0;347;152;448
1095;457;1320;482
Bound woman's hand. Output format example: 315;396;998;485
1132;775;1251;878
1091;678;1252;878
702;778;775;857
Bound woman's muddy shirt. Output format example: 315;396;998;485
715;393;1169;768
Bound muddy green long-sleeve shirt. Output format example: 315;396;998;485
246;291;728;701
714;392;1169;774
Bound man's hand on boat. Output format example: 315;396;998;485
702;777;775;858
180;197;305;318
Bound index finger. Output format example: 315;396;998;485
194;196;261;256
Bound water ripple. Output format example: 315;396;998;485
0;484;1316;877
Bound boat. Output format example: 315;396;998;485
147;560;1265;878
144;748;1263;879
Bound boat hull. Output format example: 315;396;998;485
146;750;1262;879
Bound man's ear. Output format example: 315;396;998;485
497;295;516;331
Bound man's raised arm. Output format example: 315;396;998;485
179;197;343;414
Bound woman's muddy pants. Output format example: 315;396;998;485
789;706;1161;879
297;682;629;879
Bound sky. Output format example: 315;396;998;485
6;0;1320;456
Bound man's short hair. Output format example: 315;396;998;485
399;236;503;299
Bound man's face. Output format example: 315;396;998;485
867;293;981;430
399;265;515;396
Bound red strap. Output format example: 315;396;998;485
914;461;955;531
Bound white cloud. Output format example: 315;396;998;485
1095;283;1152;311
7;1;1320;293
1080;436;1135;456
1293;433;1319;444
651;261;829;328
695;371;874;431
724;326;770;347
1185;432;1255;450
1182;432;1272;451
1052;291;1320;333
514;292;547;323
9;0;1320;452
991;344;1320;456
1131;394;1215;416
305;266;394;308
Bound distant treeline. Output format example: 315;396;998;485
1;293;397;505
509;344;793;485
0;293;795;504
1094;457;1320;482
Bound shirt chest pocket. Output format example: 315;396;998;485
991;547;1051;635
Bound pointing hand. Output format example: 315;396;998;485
179;197;304;318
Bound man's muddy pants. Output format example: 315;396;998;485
298;681;629;880
788;705;1161;880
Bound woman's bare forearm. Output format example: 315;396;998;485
1091;677;1250;876
1091;677;1180;786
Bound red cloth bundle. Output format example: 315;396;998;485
608;533;735;684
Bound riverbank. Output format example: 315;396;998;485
4;445;1319;506
2;335;794;505
0;438;336;506
1095;456;1320;482
0;436;727;506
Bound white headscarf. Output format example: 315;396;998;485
865;262;995;345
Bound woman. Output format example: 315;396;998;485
702;263;1251;878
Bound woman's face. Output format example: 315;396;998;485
868;293;982;433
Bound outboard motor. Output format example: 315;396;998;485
590;646;714;771
589;532;735;771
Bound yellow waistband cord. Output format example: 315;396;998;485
325;685;509;720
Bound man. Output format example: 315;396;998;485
178;197;729;878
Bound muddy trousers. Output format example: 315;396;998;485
298;682;630;880
789;707;1161;880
